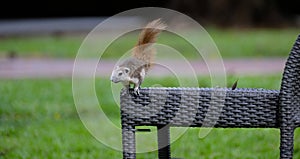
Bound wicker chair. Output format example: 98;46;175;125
120;34;300;159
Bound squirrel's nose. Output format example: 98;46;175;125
110;76;116;83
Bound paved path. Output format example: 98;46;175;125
0;58;285;79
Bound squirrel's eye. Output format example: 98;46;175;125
118;72;123;76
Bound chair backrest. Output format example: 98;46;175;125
279;34;300;128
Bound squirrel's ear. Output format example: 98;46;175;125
124;68;130;74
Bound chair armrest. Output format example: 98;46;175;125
120;87;279;128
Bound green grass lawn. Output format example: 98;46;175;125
1;75;300;159
0;28;298;59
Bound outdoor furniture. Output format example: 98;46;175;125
120;34;300;159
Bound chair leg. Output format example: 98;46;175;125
157;125;171;159
280;127;295;159
122;125;136;159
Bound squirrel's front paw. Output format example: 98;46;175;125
133;87;140;96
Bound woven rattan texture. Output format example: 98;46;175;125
278;35;300;158
279;34;300;128
121;88;279;128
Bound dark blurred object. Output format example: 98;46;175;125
7;51;17;60
231;79;239;90
0;0;168;19
0;0;299;28
136;129;151;132
168;0;300;28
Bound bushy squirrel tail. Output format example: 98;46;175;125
132;18;166;70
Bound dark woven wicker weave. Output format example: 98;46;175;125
279;34;300;159
120;34;300;159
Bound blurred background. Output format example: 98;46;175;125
1;1;300;159
1;0;300;27
0;0;299;36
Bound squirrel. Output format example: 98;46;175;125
110;18;166;95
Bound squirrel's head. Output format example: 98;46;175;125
110;66;130;83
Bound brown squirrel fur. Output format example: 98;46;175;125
110;19;166;94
